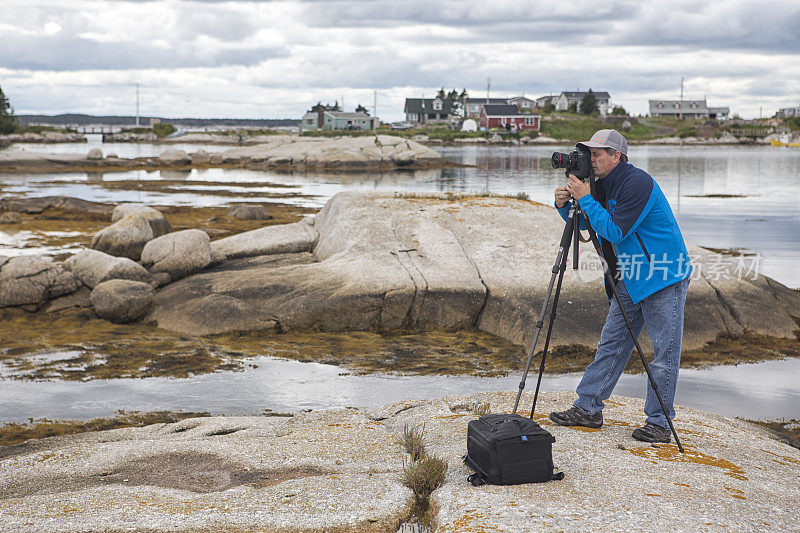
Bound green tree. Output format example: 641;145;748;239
568;102;578;113
580;89;598;115
446;88;462;117
0;84;18;134
355;104;370;115
611;105;628;116
436;88;447;101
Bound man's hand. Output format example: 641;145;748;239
554;186;571;208
567;174;591;203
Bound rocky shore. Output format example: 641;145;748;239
0;130;86;145
1;391;798;532
1;192;799;353
0;135;447;172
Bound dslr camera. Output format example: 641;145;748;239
551;145;591;180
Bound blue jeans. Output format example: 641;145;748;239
573;276;690;428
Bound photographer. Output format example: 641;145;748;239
549;129;692;443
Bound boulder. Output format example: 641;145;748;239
191;149;210;164
158;149;191;165
111;204;171;236
0;256;80;308
210;222;319;260
86;148;103;160
0;212;21;224
147;192;800;351
65;249;153;289
0;196;113;216
91;213;156;260
91;280;155;323
228;204;273;220
44;286;93;313
141;229;212;281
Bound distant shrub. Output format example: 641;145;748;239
676;126;698;138
153;122;177;138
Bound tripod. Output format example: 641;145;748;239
511;187;684;453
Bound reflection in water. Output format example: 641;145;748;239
160;169;193;180
0;357;797;424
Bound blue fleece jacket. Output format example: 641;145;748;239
556;161;692;304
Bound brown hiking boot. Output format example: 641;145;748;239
632;422;671;443
549;406;603;429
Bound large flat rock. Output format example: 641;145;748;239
375;391;800;531
148;192;800;350
1;392;797;531
0;410;412;532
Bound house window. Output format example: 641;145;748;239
428;113;436;119
306;119;314;125
433;99;442;110
521;101;530;108
525;117;535;125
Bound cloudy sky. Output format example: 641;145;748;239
1;0;799;121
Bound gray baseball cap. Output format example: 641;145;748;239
577;129;628;156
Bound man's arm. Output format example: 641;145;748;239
573;174;654;244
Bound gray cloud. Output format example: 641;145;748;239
0;34;286;71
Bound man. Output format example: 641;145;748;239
549;129;692;443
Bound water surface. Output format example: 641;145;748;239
1;356;797;424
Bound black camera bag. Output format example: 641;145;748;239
463;413;563;485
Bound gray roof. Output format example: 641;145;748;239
649;100;709;113
404;98;454;114
482;104;525;116
325;111;371;119
465;98;508;105
561;91;611;100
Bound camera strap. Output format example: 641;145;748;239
589;177;621;299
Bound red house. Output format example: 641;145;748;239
479;104;540;131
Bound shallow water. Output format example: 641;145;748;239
1;142;799;424
1;356;798;424
3;142;799;287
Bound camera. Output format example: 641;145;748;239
551;145;591;180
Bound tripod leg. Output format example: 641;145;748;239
512;207;575;415
529;254;568;418
579;212;685;452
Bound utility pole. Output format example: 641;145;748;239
135;82;140;127
679;77;684;120
373;90;377;130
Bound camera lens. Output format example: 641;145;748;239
551;152;567;169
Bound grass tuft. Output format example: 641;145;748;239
473;402;491;416
401;454;448;502
398;423;448;502
401;423;426;462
